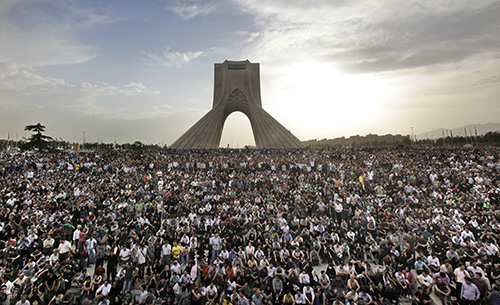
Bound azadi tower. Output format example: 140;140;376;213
171;60;305;149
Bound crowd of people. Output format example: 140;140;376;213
0;147;499;305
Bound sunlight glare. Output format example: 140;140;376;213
275;62;390;136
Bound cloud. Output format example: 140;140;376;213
0;0;115;67
142;47;204;67
80;81;160;97
0;57;66;91
473;75;500;88
166;0;218;20
231;0;500;73
0;57;159;103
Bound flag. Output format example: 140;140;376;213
450;130;453;138
475;127;477;137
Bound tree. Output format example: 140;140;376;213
22;123;54;152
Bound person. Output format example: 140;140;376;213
434;277;451;305
295;290;307;304
488;287;500;305
417;271;433;294
95;280;112;302
1;147;500;305
120;263;138;295
461;277;480;305
303;284;315;305
455;264;470;300
57;239;72;262
15;295;30;305
172;242;182;264
106;250;118;283
283;291;295;305
251;289;265;305
471;273;488;301
206;282;218;304
238;290;250;305
413;287;431;305
319;270;331;292
414;258;428;275
359;291;374;305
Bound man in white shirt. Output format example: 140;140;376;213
161;241;172;265
295;290;306;304
119;246;131;263
171;260;182;275
417;271;434;294
334;200;343;223
137;245;148;279
58;238;72;261
461;228;475;241
209;234;222;263
206;282;218;304
467;262;485;278
86;236;97;265
245;243;255;258
427;254;440;273
95;280;112;301
299;270;310;286
15;294;30;305
486;241;499;256
73;225;81;246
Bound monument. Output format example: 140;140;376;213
171;60;305;149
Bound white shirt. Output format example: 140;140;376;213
58;240;72;254
73;229;81;241
267;266;276;278
467;266;485;278
486;244;499;256
418;274;434;287
162;244;171;256
299;273;310;284
209;236;221;250
137;247;148;264
119;248;131;261
245;245;255;257
171;262;181;274
206;285;217;298
428;256;440;266
96;283;112;296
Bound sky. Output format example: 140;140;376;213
1;0;499;147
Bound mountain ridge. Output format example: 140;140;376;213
416;122;500;139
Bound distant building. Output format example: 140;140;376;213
304;134;410;147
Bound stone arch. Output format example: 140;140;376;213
171;60;305;149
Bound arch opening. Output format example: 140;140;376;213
219;111;255;148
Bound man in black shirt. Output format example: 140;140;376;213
106;250;118;283
414;287;431;305
121;262;137;295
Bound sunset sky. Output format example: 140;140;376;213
1;0;499;147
